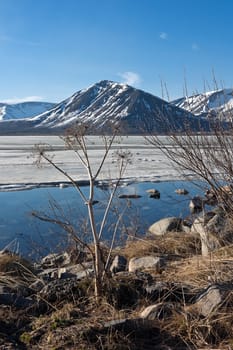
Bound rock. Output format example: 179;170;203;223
146;189;160;199
41;252;71;268
191;211;233;256
194;283;233;317
175;188;189;195
38;267;59;280
140;302;174;320
118;194;141;199
145;282;195;303
110;255;127;274
58;267;94;280
191;213;218;256
59;183;68;189
39;277;84;302
189;196;204;212
148;217;183;236
0;293;34;308
128;256;163;273
39;262;93;280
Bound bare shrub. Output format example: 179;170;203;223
32;123;131;299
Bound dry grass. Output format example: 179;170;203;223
0;252;32;273
2;234;233;349
121;232;201;260
0;252;36;290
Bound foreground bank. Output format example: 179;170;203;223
1;208;233;349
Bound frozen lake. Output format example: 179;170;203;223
0;135;187;188
0;136;202;258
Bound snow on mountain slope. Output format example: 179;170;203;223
172;89;233;118
29;80;202;134
0;101;56;121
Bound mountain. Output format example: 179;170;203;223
0;80;208;135
172;88;233;119
0;101;56;121
29;80;206;134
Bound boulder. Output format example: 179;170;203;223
191;213;218;256
146;189;160;199
128;256;163;273
175;188;189;195
193;283;233;317
191;211;233;256
148;217;183;236
110;255;127;274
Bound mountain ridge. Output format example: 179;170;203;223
172;88;233;119
0;80;212;135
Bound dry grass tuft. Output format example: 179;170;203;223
0;252;36;288
0;252;33;274
162;294;233;349
121;232;201;260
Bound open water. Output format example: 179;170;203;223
0;180;205;260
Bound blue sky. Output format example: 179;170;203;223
0;0;233;103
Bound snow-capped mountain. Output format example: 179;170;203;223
0;101;56;121
0;80;207;135
172;88;233;119
27;80;202;134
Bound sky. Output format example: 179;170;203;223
0;0;233;103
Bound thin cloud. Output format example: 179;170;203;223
0;34;11;42
0;34;40;46
2;96;44;104
192;43;200;51
118;71;141;86
159;32;168;40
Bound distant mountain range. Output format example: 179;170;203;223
0;101;55;121
172;88;233;118
0;81;231;135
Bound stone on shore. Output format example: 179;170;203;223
148;217;183;236
128;256;163;273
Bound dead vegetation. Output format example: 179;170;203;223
1;232;233;350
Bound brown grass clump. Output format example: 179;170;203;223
0;251;36;289
121;232;201;260
0;252;33;275
161;292;233;349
